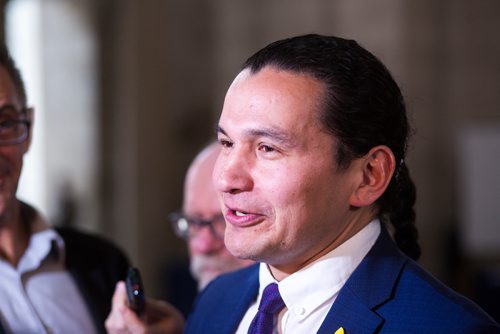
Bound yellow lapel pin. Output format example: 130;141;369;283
334;327;345;334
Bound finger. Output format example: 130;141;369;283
106;282;131;333
119;305;146;334
111;281;128;311
105;305;126;333
106;302;141;333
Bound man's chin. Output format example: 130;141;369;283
226;247;260;263
0;195;20;224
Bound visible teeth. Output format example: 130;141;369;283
235;211;247;217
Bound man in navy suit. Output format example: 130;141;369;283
184;34;499;333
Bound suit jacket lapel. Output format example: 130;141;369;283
318;228;407;334
57;228;109;334
222;268;260;333
317;286;382;334
55;227;129;334
194;263;259;333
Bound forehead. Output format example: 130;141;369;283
0;65;22;108
183;146;220;214
220;67;326;141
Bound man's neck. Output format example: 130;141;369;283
0;200;30;267
269;208;377;282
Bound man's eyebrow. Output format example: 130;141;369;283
216;125;295;147
0;104;23;115
215;125;227;137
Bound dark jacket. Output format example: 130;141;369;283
56;227;129;333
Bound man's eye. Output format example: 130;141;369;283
219;139;233;148
0;120;16;128
258;144;275;153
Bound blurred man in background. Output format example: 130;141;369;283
167;142;253;316
106;142;252;332
170;142;253;290
0;43;129;334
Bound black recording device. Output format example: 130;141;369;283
125;267;145;315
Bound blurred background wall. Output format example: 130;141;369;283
1;0;499;316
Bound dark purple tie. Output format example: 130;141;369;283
248;283;286;334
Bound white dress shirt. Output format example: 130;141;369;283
0;211;97;334
235;219;381;334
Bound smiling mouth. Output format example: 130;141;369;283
235;210;248;217
225;208;263;226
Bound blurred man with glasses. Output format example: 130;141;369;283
169;142;252;291
0;43;129;334
106;143;251;333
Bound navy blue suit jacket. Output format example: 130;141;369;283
185;228;499;333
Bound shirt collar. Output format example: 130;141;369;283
17;206;65;274
258;219;381;320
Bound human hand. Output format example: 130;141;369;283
105;281;184;334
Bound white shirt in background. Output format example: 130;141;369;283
0;212;97;334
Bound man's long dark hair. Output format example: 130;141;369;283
242;34;420;260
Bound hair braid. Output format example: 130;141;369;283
380;162;420;260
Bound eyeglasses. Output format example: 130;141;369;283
168;212;226;240
0;105;32;146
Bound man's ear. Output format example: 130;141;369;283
22;107;34;154
349;145;395;207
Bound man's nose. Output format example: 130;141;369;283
213;148;253;194
189;226;224;255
